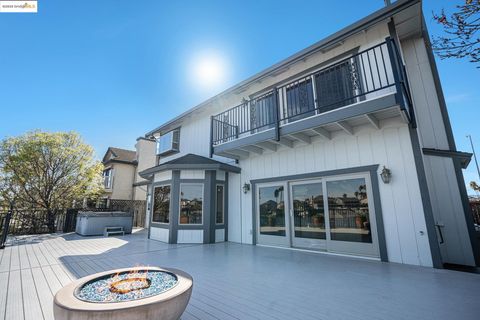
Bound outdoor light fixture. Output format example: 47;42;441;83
380;166;392;184
243;183;251;194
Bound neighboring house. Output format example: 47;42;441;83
139;0;479;268
102;147;137;201
102;139;156;204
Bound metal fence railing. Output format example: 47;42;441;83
0;199;147;244
211;38;411;146
0;209;67;236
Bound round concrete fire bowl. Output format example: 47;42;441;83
53;266;193;320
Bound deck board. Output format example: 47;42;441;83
0;229;479;320
5;269;24;320
0;272;9;320
0;246;10;273
21;268;43;320
31;267;54;320
41;266;63;295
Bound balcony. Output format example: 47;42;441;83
210;38;414;159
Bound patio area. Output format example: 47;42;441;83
0;229;479;320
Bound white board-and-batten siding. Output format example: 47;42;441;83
157;23;391;166
150;227;169;242
154;171;172;182
402;36;475;266
227;119;433;267
178;230;203;244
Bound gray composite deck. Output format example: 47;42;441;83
0;229;479;320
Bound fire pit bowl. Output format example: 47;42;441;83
53;267;193;320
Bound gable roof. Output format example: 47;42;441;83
145;0;421;137
139;153;241;179
102;147;137;165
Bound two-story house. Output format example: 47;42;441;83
139;0;479;268
102;147;137;201
102;138;156;204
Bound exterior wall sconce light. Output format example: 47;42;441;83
243;183;251;194
380;166;392;184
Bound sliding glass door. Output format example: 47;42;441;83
256;173;379;258
256;182;290;247
290;180;327;250
324;174;378;257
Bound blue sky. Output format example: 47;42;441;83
0;0;479;192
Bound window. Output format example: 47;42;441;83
216;185;224;224
152;185;171;223
103;168;112;189
156;128;180;155
179;184;203;225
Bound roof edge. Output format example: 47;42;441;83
422;148;473;169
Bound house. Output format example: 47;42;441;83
139;0;479;268
102;147;137;201
102;138;156;204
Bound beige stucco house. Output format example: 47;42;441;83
102;138;156;202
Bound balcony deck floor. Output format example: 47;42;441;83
0;229;479;320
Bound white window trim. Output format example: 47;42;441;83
103;168;113;189
151;184;171;225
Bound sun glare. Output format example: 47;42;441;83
191;51;228;89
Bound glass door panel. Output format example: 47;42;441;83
256;183;290;247
290;181;327;250
325;175;378;257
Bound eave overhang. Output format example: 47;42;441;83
422;148;473;169
138;154;241;180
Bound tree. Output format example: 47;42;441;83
470;181;480;192
0;131;103;232
432;0;480;67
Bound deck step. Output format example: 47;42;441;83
104;227;125;237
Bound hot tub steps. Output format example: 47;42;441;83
104;227;125;237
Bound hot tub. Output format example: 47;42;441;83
75;211;133;236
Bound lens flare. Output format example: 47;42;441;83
190;51;228;89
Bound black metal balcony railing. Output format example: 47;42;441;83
211;38;413;147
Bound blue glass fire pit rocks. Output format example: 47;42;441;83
75;270;178;303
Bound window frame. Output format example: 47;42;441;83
156;128;180;156
215;184;225;225
103;168;113;189
151;184;171;224
178;183;204;226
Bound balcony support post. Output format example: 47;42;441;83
209;116;214;158
385;37;404;110
273;87;280;141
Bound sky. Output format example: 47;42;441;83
0;0;479;192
